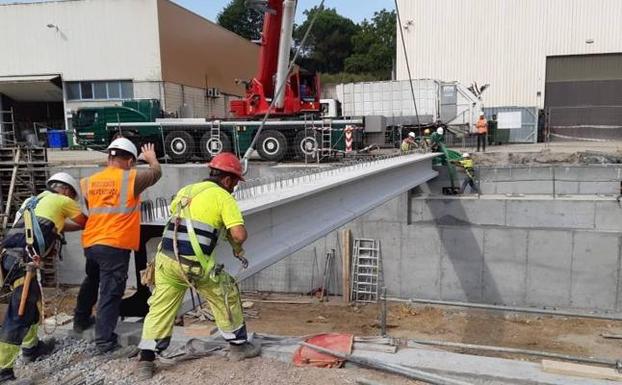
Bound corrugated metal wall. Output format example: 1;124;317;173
545;53;622;140
396;0;622;108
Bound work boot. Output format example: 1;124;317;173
72;316;95;334
135;360;156;381
0;369;33;385
96;343;140;359
22;338;56;364
227;341;261;361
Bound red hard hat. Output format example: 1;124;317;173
208;152;245;181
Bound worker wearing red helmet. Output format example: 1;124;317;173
136;152;258;380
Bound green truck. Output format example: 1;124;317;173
73;99;363;163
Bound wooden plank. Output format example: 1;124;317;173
541;360;622;381
600;333;622;339
353;342;397;354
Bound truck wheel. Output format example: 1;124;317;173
199;132;232;160
294;130;319;160
256;130;287;162
164;131;195;163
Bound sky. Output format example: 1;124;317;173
174;0;394;23
0;0;394;24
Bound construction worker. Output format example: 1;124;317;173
73;138;161;356
476;114;488;152
400;132;417;153
135;152;259;380
452;153;479;194
0;173;87;384
430;127;444;152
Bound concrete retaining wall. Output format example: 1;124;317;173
242;193;622;312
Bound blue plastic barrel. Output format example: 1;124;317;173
47;130;68;149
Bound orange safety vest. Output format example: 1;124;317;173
476;118;488;134
81;167;141;250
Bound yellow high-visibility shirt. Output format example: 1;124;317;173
20;191;82;234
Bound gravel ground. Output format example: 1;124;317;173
13;337;420;385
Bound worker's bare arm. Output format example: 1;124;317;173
64;213;87;231
228;225;248;246
134;143;162;197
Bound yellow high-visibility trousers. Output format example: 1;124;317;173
139;251;246;352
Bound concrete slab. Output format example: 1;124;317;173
571;232;620;311
400;225;442;299
526;230;572;307
411;197;506;226
595;201;622;233
482;228;528;305
506;200;595;229
439;227;485;302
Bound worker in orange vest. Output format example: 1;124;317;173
73;138;161;356
476;114;488;152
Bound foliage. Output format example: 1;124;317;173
320;72;381;85
217;0;263;41
345;10;396;80
293;7;360;74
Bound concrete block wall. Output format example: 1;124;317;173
243;193;622;312
478;165;622;196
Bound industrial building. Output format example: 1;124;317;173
0;0;258;142
396;0;622;140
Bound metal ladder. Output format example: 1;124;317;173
350;238;382;303
320;118;332;160
0;146;49;235
0;107;16;147
210;120;221;155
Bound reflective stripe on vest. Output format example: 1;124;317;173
81;168;141;250
161;216;219;256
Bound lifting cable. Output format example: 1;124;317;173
241;0;326;173
394;0;421;128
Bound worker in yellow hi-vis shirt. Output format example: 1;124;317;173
135;152;259;380
0;173;86;384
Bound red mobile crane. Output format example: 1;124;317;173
230;0;322;118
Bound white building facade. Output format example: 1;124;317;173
0;0;258;140
396;0;622;142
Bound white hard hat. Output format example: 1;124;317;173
436;127;444;135
408;132;416;138
107;137;137;159
47;172;80;199
462;153;470;158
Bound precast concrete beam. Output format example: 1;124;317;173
144;153;439;280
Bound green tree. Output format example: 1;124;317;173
344;10;396;80
294;7;360;74
217;0;263;41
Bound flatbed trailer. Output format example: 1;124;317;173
105;117;364;163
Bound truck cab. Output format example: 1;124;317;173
73;99;161;148
320;99;341;118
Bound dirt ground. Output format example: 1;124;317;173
33;288;622;363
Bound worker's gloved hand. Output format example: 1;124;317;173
233;249;248;269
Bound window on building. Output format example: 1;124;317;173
107;81;120;99
93;82;107;99
66;80;133;100
66;83;80;100
80;82;93;99
120;82;133;99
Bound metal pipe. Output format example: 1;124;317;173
274;0;296;109
300;342;474;385
407;338;617;367
393;297;622;321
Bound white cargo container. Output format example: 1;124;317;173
332;79;482;132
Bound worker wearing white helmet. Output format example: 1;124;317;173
73;138;162;356
430;126;445;152
451;152;479;194
401;131;418;153
0;173;87;383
